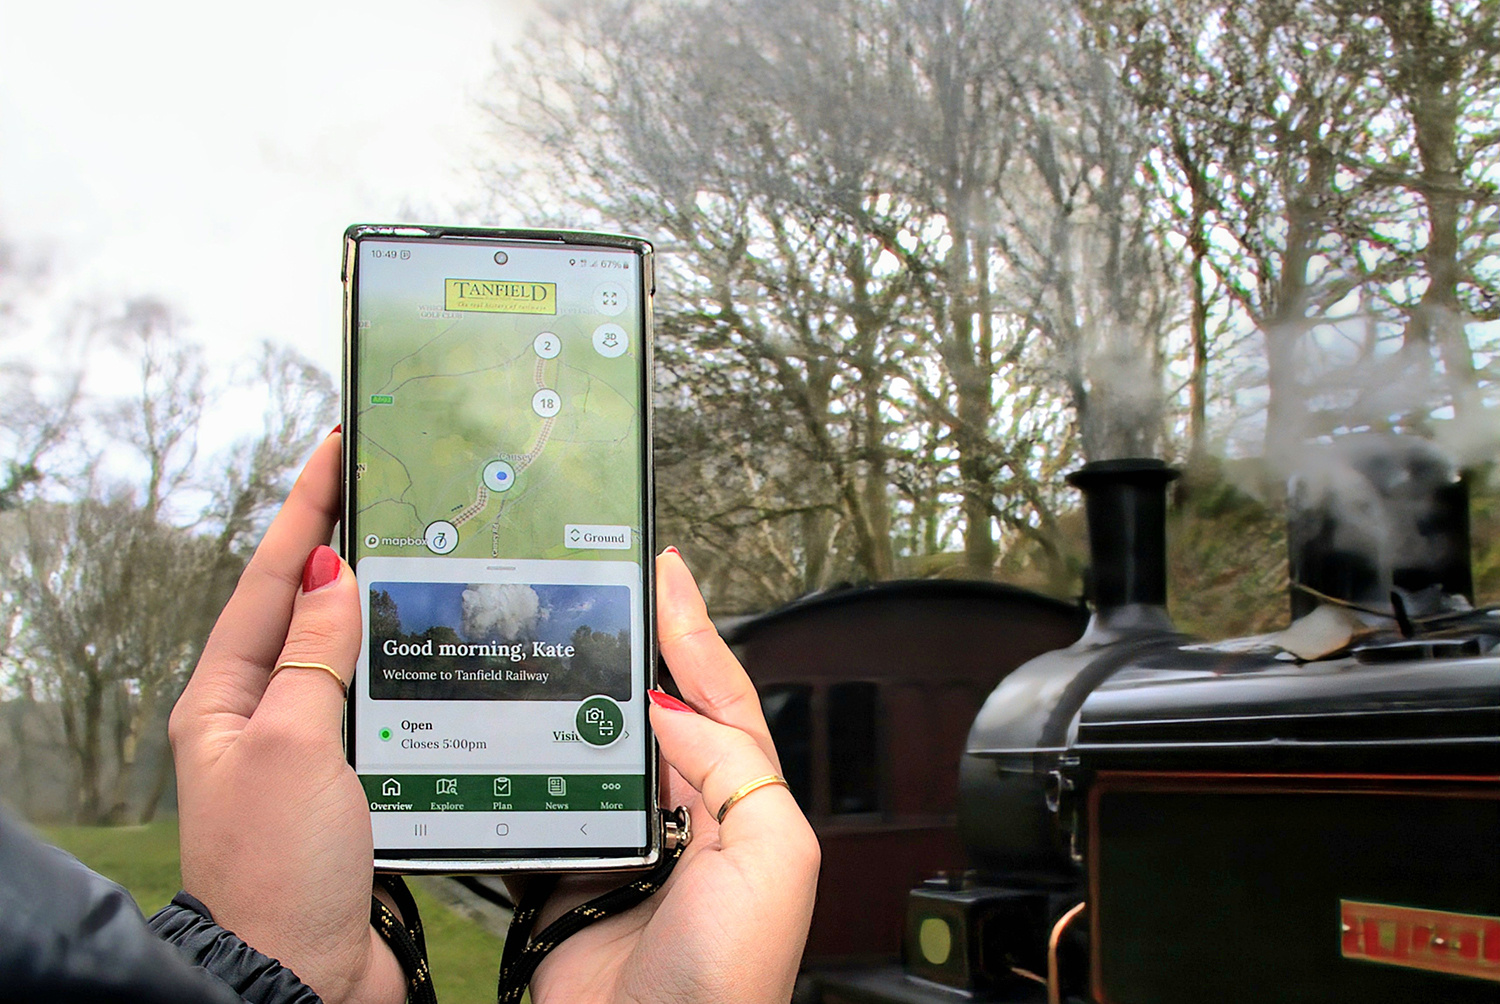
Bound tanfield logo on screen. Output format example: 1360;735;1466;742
444;278;557;314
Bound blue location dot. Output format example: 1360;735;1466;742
483;459;517;493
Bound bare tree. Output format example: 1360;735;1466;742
207;344;340;552
982;4;1180;461
485;0;1496;611
0;301;336;822
106;299;206;522
1354;0;1500;434
489;0;1113;584
1096;0;1498;465
6;497;217;822
0;243;79;511
491;0;931;585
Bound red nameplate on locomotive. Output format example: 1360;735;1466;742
1341;900;1500;983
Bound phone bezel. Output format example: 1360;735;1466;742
341;223;660;873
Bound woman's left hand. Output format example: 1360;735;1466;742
169;431;405;1004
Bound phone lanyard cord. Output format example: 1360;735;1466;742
373;872;438;1004
369;806;691;1004
496;805;692;1004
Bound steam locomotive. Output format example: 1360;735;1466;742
792;437;1500;1004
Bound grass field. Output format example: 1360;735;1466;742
42;820;509;1004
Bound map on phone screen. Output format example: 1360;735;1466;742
354;272;642;563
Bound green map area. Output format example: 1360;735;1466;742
355;293;642;562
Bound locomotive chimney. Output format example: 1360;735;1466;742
1066;458;1180;632
1287;435;1473;621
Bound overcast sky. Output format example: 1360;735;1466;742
0;0;532;378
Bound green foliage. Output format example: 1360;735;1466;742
42;819;184;914
1167;462;1290;639
1000;456;1496;642
40;821;509;1004
406;881;510;1004
978;460;1292;640
1470;466;1500;606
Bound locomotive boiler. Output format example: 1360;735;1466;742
812;438;1499;1004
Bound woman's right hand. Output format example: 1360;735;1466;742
527;548;821;1004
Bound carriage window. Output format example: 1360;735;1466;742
760;684;812;811
828;681;881;814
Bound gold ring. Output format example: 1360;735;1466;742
716;774;789;825
270;660;348;696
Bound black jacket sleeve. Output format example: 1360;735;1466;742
148;893;322;1004
0;807;319;1004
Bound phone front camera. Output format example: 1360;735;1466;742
494;251;508;265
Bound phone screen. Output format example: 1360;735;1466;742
344;230;653;865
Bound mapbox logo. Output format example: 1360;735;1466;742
444;279;557;315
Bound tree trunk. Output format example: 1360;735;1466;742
1402;13;1479;421
138;738;176;824
800;509;833;592
1263;148;1327;466
107;681;157;823
1182;146;1213;462
76;671;105;824
946;237;997;575
8;690;39;818
859;362;894;580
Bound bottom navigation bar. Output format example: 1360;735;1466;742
361;772;645;813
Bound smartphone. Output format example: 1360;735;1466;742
340;225;658;872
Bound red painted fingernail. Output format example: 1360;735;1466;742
648;689;693;713
302;545;342;593
329;424;341;436
661;546;679;556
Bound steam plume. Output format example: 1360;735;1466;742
461;583;546;640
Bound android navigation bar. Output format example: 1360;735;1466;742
564;524;631;550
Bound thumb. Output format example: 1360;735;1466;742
252;545;360;744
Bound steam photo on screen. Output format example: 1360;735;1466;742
367;582;631;700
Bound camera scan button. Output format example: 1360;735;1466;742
576;696;625;747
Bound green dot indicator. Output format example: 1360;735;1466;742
379;728;393;741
